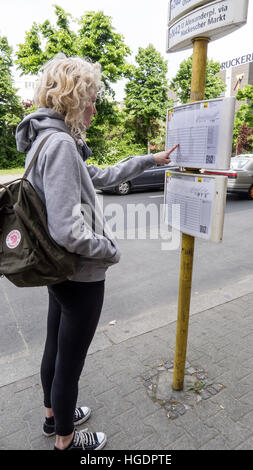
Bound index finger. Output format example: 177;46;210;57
167;144;179;154
171;144;179;151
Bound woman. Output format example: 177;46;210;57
15;54;178;450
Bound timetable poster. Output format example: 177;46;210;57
165;98;235;170
164;171;227;242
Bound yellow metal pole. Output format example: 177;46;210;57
190;37;210;102
172;233;195;391
172;37;210;391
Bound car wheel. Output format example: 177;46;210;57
248;185;253;200
115;181;131;195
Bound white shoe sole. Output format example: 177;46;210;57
74;407;91;426
43;430;56;437
95;433;107;450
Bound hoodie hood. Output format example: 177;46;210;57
15;107;92;161
16;108;68;153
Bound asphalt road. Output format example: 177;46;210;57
0;188;253;378
100;188;253;324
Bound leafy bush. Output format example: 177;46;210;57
0;36;25;169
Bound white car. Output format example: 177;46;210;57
203;154;253;200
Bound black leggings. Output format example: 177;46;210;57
40;279;105;436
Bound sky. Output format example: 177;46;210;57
1;0;253;99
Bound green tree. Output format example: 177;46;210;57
233;84;253;153
0;36;24;169
77;11;132;93
169;56;226;103
86;107;147;167
15;6;131;88
15;6;77;74
15;5;131;161
124;44;172;153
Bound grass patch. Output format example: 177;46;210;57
187;380;206;393
0;168;24;175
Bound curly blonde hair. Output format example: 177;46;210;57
33;53;103;138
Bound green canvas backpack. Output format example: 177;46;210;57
0;133;79;287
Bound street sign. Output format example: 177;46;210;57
169;0;213;24
167;0;249;53
220;52;253;71
165;97;235;170
164;171;227;242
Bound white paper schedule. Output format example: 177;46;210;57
164;171;227;242
165;97;235;169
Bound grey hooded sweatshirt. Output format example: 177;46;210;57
15;108;156;282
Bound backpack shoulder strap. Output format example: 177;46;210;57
23;132;58;180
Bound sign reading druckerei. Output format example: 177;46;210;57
167;0;249;53
169;0;212;23
220;52;253;71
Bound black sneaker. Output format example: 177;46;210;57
43;406;91;437
54;429;107;450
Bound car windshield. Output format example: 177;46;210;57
231;159;249;169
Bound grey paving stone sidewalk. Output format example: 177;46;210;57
1;292;253;450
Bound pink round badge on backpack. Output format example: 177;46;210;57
6;230;22;249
